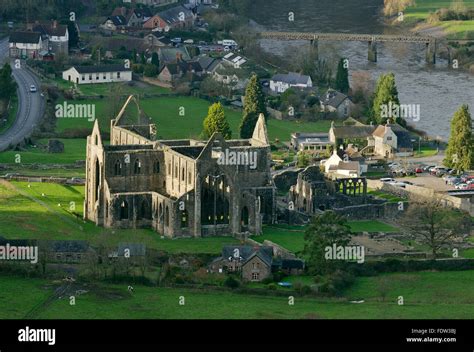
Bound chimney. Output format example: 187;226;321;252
52;20;58;29
26;23;33;31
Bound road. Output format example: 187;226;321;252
0;38;45;151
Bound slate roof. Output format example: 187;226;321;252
273;258;305;270
197;55;220;72
69;64;131;74
271;72;311;85
9;31;41;44
159;47;191;64
158;5;194;25
33;23;67;37
322;89;350;108
0;236;36;247
148;33;172;45
331;125;376;139
105;15;128;27
221;245;273;267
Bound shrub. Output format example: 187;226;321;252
267;283;278;290
224;275;240;289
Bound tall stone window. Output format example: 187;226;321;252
120;201;129;220
134;159;141;174
180;210;188;228
153;161;160;174
114;160;122;176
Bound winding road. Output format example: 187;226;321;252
0;37;45;151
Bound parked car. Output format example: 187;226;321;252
423;165;435;172
380;178;396;183
30;85;37;93
455;183;468;190
388;181;407;188
415;167;423;173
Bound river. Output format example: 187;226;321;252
247;0;474;140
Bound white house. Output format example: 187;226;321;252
33;21;69;56
9;31;46;59
270;72;312;93
372;124;414;158
62;65;132;85
222;52;247;69
323;150;362;178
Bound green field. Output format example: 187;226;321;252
1;270;473;319
404;0;474;39
254;221;400;253
0;181;238;254
0;96;18;135
0;139;86;164
55;96;331;142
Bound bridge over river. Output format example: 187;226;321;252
258;31;438;64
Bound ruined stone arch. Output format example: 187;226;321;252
201;173;230;226
120;200;129;220
138;199;151;220
94;158;100;203
165;205;170;227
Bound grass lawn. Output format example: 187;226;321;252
0;181;239;254
254;221;399;253
55;96;331;142
1;270;473;319
413;146;439;158
48;80;172;97
0;139;87;164
368;188;406;203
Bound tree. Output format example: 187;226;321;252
144;64;159;77
401;195;471;258
371;72;405;126
335;58;350;94
444;105;474;171
304;211;352;275
151;52;159;68
202;102;232;139
239;75;267;138
67;21;79;48
0;63;16;101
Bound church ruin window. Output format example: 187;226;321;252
114;160;122;176
165;206;170;227
158;203;163;223
188;171;192;185
181;168;185;182
134;159;141;174
180;210;188;228
201;175;230;226
138;200;151;220
120;201;129;220
95;135;98;145
153;161;160;174
94;159;100;203
241;206;249;231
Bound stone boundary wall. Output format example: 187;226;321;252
368;180;474;216
0;175;85;185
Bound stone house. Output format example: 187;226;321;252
101;15;128;31
373;124;414;158
43;240;93;263
143;5;195;30
320;89;354;118
158;61;203;84
145;33;173;48
84;96;276;238
208;245;273;282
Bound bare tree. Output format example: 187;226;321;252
401;195;470;258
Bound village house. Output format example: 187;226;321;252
32;20;69;56
44;240;93;264
208;246;273;282
329;122;413;158
9;31;46;59
323;150;362;179
196;55;220;74
270;72;313;93
158;47;191;65
143;5;195;30
62;64;133;85
222;52;248;69
101;15;129;32
158;61;203;84
320;89;354;118
145;32;173;48
110;7;153;28
372;124;414;158
291;132;332;157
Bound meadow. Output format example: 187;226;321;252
0;270;472;319
403;0;474;39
